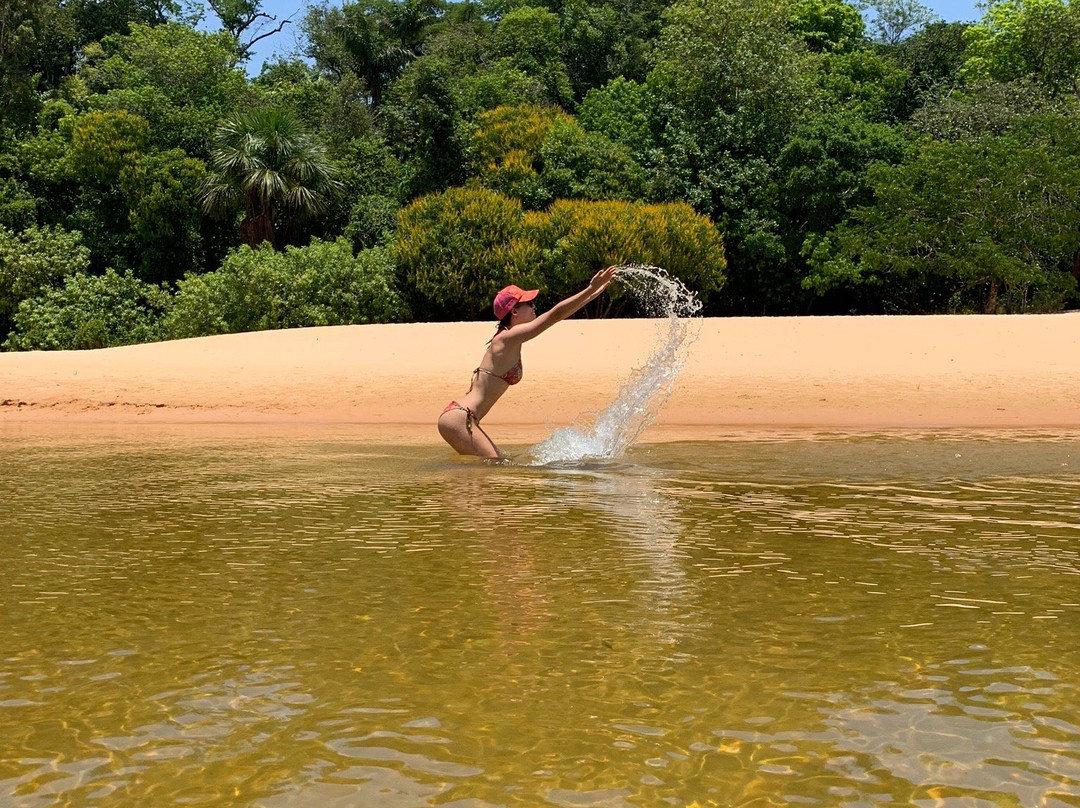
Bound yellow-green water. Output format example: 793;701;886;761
2;428;1079;807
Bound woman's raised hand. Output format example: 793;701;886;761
589;265;619;293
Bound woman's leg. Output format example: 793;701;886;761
438;409;501;459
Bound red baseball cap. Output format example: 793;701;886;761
493;285;539;319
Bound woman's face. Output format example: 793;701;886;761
511;300;537;324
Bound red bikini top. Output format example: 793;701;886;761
473;358;523;385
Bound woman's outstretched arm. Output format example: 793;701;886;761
502;266;618;345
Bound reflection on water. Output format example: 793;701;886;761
2;427;1080;807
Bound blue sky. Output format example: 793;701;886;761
233;0;986;75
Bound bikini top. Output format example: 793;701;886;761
473;358;523;386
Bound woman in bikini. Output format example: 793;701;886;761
438;265;619;458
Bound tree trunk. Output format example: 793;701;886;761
240;213;274;248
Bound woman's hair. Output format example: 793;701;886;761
489;311;514;344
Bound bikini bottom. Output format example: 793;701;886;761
441;400;478;435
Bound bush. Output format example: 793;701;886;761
4;269;171;350
395;186;543;319
163;238;409;339
0;224;91;338
396;188;726;317
528;199;727;308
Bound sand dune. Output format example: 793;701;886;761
2;315;1079;441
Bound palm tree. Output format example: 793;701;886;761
199;108;343;250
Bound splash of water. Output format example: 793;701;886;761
526;264;702;465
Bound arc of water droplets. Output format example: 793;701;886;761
527;264;703;465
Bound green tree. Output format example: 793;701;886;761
164;238;408;338
908;77;1063;140
489;6;573;107
199;107;343;250
577;78;654;159
889;21;970;116
558;0;623;99
80;22;251;155
815;48;911;122
331;134;406;249
5;268;170;350
771;111;908;310
962;0;1080;96
540;119;648;202
1;0;76;129
469;104;569;208
805;136;1080;312
467;104;646;208
647;0;811;312
416;16;552;115
379;57;468;197
395;187;727;317
119;148;207;282
790;0;866;53
0;148;41;230
65;108;149;183
303;0;436;106
68;0;179;47
255;60;375;148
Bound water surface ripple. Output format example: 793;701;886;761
2;429;1079;807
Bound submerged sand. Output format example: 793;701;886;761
2;315;1079;442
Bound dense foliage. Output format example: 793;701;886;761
3;0;1079;349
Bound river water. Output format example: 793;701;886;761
2;427;1079;807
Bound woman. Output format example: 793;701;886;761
438;266;618;458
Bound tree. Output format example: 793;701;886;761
962;0;1080;97
68;0;179;46
772;111;909;309
789;0;866;53
395;187;727;318
815;48;911;122
303;0;432;106
79;22;252;155
470;103;570;208
527;199;727;310
540;119;647;202
119;148;207;282
889;20;971;117
646;0;812;312
378;57;467;197
65;108;149;184
558;0;623;99
467;103;646;208
198;108;343;250
804;136;1080;312
489;6;572;107
1;0;72;128
908;78;1063;140
865;0;938;45
205;0;292;61
255;60;375;148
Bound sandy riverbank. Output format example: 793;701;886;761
2;315;1079;442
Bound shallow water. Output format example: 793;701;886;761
2;428;1080;808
